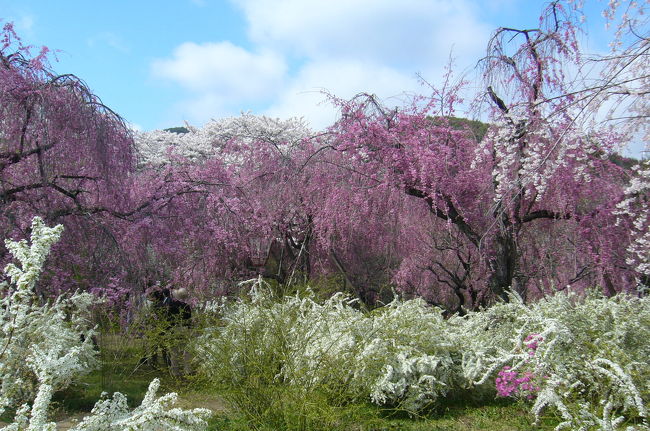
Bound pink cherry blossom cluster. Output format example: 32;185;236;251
1;0;647;314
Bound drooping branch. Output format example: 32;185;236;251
405;187;481;247
520;210;572;223
487;86;509;114
0;141;57;171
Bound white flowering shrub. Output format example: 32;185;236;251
68;379;211;431
350;298;462;411
194;278;295;387
195;278;464;413
0;217;97;416
458;291;650;431
0;217;211;430
193;278;310;427
197;279;649;430
278;291;369;401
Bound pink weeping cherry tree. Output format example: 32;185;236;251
0;22;137;297
327;1;640;309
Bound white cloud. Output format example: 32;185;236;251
5;14;36;36
232;0;491;69
151;41;287;121
17;15;34;33
264;60;426;130
87;32;130;53
152;0;493;128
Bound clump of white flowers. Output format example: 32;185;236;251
196;278;464;412
69;379;211;431
135;113;312;167
458;291;649;431
0;217;97;419
196;277;649;430
354;298;461;411
474;108;599;205
615;162;650;287
0;217;211;430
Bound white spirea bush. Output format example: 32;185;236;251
196;278;649;430
458;292;650;431
0;218;97;416
0;217;211;430
352;298;461;411
68;379;211;431
195;278;464;412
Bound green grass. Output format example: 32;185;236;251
50;356;561;431
205;397;561;431
51;331;176;415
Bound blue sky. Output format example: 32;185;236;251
0;0;642;156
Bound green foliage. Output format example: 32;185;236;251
194;278;469;428
163;126;190;134
207;391;559;431
427;116;489;142
608;153;643;170
446;117;489;142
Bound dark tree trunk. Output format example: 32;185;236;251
488;228;519;302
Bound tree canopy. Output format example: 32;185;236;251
0;0;647;312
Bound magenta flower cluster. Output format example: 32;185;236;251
495;334;543;399
495;367;540;399
524;333;543;355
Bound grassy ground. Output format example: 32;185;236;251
206;397;560;431
11;331;561;430
52;365;560;430
53;376;561;431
